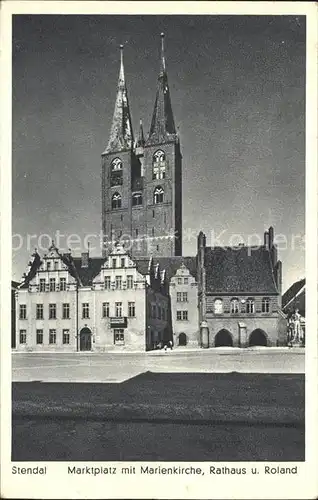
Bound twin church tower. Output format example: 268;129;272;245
101;34;182;258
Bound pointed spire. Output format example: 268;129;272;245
160;32;166;74
147;33;176;146
136;118;145;147
103;45;134;155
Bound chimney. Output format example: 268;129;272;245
268;226;274;249
274;260;283;296
264;231;269;249
81;252;89;268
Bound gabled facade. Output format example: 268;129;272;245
101;34;182;259
197;227;286;347
15;243;170;352
155;257;198;347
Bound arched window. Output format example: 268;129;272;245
230;298;239;314
132;192;142;206
153;150;166;180
214;299;223;314
110;158;123;186
262;297;270;313
111;192;122;210
111;158;122;171
246;298;255;314
154;186;164;204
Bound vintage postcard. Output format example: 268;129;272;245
1;1;317;499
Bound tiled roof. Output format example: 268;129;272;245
204;246;278;294
20;253;42;289
282;278;305;316
155;256;197;282
73;258;107;286
135;257;151;276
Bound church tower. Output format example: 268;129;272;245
142;33;182;257
101;36;182;257
101;45;138;255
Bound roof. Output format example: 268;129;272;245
282;278;305;316
12;280;20;289
282;278;305;308
103;46;133;155
146;34;177;146
135;257;151;276
73;257;107;286
155;256;197;282
204;246;278;294
20;253;42;289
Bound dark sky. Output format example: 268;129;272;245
12;15;305;291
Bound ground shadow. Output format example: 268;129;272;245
12;372;305;462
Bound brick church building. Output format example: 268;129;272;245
13;35;287;351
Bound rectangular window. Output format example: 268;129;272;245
162;308;166;321
115;302;122;317
19;304;27;320
54;261;59;270
184;277;189;285
128;302;135;318
112;258;116;268
82;303;89;319
36;329;43;344
177;292;188;302
262;298;270;313
127;275;133;289
60;278;67;291
177;278;182;285
47;261;51;270
152;304;156;319
115;276;122;289
102;302;110;318
19;330;27;344
121;258;125;268
49;329;56;344
135;229;139;237
105;276;111;289
114;329;125;345
62;303;70;319
177;310;188;321
36;304;44;320
39;279;46;292
49;303;56;319
49;278;56;292
63;329;70;345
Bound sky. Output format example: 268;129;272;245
12;15;305;292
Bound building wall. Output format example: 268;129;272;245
169;265;199;346
146;288;170;350
15;286;78;352
78;286;147;352
202;294;284;347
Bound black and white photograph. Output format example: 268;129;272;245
1;2;317;499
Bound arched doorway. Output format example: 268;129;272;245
249;329;268;347
178;332;187;346
214;329;233;347
79;327;92;351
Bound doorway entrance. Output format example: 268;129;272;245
214;329;233;347
249;329;268;346
178;332;187;346
79;327;92;351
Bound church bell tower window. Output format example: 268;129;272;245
152;150;166;180
132;192;143;206
154;186;164;204
110;158;123;186
111;192;122;210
